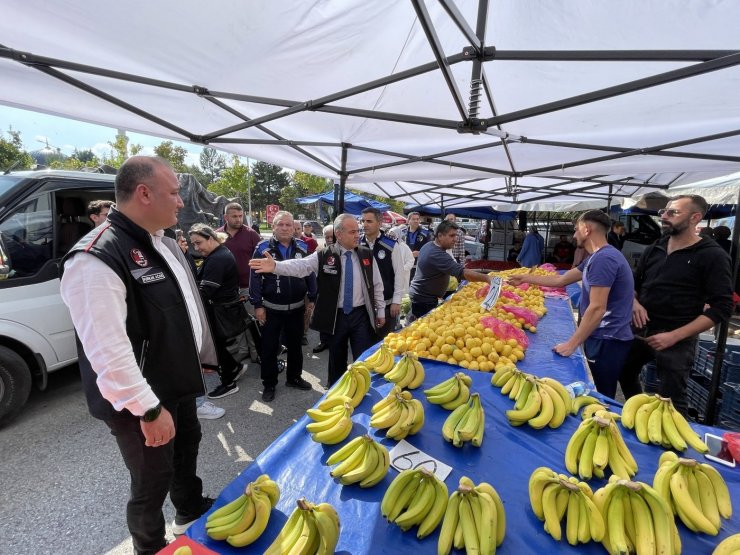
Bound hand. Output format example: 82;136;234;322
553;342;577;357
255;307;267;325
248;251;276;273
389;303;400;318
632;299;649;329
140;406;175;447
306;302;315;312
645;331;678;351
507;274;527;286
375;317;386;329
412;250;419;258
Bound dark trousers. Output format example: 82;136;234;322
215;335;239;386
327;307;375;386
619;334;698;416
583;337;633;399
411;300;437;319
105;398;204;555
261;306;305;387
376;303;398;339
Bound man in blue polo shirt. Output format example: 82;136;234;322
508;210;633;398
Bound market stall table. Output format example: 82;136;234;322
186;297;739;554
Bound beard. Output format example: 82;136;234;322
661;220;689;236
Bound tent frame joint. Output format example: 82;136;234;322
457;118;488;134
462;45;496;60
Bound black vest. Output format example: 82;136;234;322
63;209;209;420
361;233;396;302
253;237;312;306
310;244;376;334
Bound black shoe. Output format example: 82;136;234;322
312;342;328;353
233;363;249;383
302;336;308;345
262;386;276;402
172;496;215;535
286;377;312;390
208;383;239;399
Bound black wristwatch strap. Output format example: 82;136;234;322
140;403;162;422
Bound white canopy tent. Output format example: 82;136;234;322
624;172;740;211
3;0;740;211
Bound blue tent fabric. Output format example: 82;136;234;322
187;297;739;554
404;204;517;221
296;190;390;215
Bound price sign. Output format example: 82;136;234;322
481;276;502;311
388;440;452;481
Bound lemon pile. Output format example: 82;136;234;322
385;269;551;372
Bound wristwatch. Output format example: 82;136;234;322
140;403;162;422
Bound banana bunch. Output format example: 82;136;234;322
264;498;340;555
205;474;280;546
438;476;506;555
491;365;529;393
528;467;604;545
369;389;424;440
502;375;570;429
442;393;485;447
384;352;426;389
380;468;448;538
571;395;602;414
713;534;740;555
363;343;395;374
653;451;732;536
423;372;473;409
326;434;390;487
565;416;638;480
321;363;372;408
594;477;681;555
306;400;354;444
621;393;709;452
577;401;621;422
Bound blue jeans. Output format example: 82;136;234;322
583;337;633;399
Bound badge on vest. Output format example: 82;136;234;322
322;265;338;275
327;255;335;265
377;250;386;260
130;248;148;267
362;258;371;266
131;267;167;285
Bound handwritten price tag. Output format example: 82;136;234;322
481;276;502;311
389;440;452;481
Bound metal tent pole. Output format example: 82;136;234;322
337;145;348;214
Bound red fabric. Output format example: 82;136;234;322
301;234;318;254
216;224;261;288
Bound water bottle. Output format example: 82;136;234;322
565;381;591;399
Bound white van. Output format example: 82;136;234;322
0;169;229;426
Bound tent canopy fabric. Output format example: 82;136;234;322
296;190;389;215
3;1;740;208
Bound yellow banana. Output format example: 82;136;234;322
255;479;281;508
580;402;608;420
385;355;410;384
491;367;513;388
312;395;353;417
349;369;368;407
371;385;402;413
306;405;349;434
607;420;638;475
541;482;563;540
394;475;435;530
172;547;192;555
628;488;656;555
634;397;661;443
500;369;520;396
263;505;305;555
457;393;482;442
713;533;740;555
670;466;718;535
442;402;470;442
394;356;417;389
205;494;248;529
582;491;605;541
340;439;378;485
514;378;534;410
441;379;470;410
387;472;423;522
370;397;402;429
363;346;385;367
386;401;413;440
417;474;448;539
311;408;353;444
591;423;610;470
360;441;390;488
313;503;340;555
381;469;417;518
605;487;629;554
660;400;687;451
471;400;486;447
565;489;580;546
406;356;426;389
537;380;568;428
659;450;679;466
528;384;554;429
424;376;460;405
477;490;496;555
565;420;595;475
697;462;733;519
647;399;665;444
621;490;637;553
578;425;599;480
326;370;355;401
506;386;542;426
330;438;368;478
620;392;654;429
408;398;425;435
374;348;395;374
539;377;571;412
638;483;678;555
528;467;559;520
571;394;601;415
669;403;708;453
477;482;505;547
206;497;254;540
458;494;480;553
437;491;460;555
694;465;722;530
226;489;271;547
576;492;590;544
508;372;527;401
287;501;319;555
326;435;366;466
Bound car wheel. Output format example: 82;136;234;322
0;346;32;426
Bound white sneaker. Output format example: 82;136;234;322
197;401;225;420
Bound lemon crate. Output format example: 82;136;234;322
718;383;740;432
693;341;740;383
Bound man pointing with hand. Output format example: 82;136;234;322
250;213;384;387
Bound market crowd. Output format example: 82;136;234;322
60;155;733;554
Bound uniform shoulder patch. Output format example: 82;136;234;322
295;239;308;250
256;240;270;255
380;235;396;249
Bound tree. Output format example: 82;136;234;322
199;147;227;186
208;155;251;208
251;161;291;213
50;148;101;170
279;171;330;215
0;129;34;171
153;140;188;172
103;133;142;168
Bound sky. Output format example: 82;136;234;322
0;104;204;166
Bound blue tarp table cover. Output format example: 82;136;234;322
188;298;739;554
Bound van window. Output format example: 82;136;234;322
0;194;54;278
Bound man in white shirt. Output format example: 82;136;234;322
250;213;384;386
60;156;218;554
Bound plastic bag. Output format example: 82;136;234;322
539;263;557;272
500;290;522;303
501;304;539;327
724;432;740;462
480;316;529;348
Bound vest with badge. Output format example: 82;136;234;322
361;232;397;302
252;237;312;309
63;208;209;420
311;244;377;334
406;227;430;255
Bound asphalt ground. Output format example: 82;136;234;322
0;328;331;555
